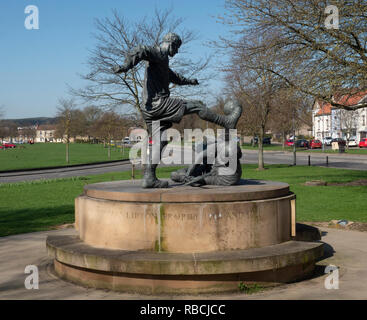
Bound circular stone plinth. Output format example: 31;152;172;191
84;179;290;203
76;179;295;253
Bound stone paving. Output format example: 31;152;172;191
0;226;366;300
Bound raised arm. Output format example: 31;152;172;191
169;68;199;86
113;45;155;74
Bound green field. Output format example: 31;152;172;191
0;164;366;237
0;143;130;171
301;148;367;154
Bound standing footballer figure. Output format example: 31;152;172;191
113;32;242;188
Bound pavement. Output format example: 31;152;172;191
1;226;367;300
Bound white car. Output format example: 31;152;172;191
323;137;333;146
347;139;358;147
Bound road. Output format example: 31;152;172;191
0;148;366;183
242;149;367;170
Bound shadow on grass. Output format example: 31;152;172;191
0;205;74;237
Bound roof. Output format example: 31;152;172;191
315;101;332;116
315;90;367;116
37;124;57;130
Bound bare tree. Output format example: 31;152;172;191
338;109;359;149
269;90;297;150
21;127;37;143
221;0;367;111
224;34;286;170
94;111;124;159
82;106;102;142
72;8;211;123
0;106;5;144
55;99;77;163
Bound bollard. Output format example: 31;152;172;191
308;155;311;166
326;156;329;167
131;164;135;180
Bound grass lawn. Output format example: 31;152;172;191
0;143;130;171
301;148;367;154
0;164;366;237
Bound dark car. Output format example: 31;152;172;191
331;138;346;146
295;139;309;148
252;137;271;145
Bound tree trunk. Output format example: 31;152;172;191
108;138;111;159
293;132;296;166
258;129;265;170
282;132;285;151
66;140;69;164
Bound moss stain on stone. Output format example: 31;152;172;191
160;204;166;251
154;204;166;252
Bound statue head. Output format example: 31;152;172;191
161;32;182;57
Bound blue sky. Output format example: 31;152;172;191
0;0;230;119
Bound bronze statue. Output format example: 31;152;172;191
113;33;242;188
171;100;243;186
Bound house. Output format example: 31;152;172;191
16;125;37;143
312;91;367;141
35;125;62;143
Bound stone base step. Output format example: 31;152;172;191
47;234;324;294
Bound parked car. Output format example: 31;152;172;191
252;137;271;145
295;139;309;148
323;136;333;146
309;139;322;149
123;137;130;144
331;138;346;146
359;138;367;148
347;139;358;147
284;139;294;147
2;143;16;148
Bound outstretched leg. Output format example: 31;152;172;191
183;100;242;129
